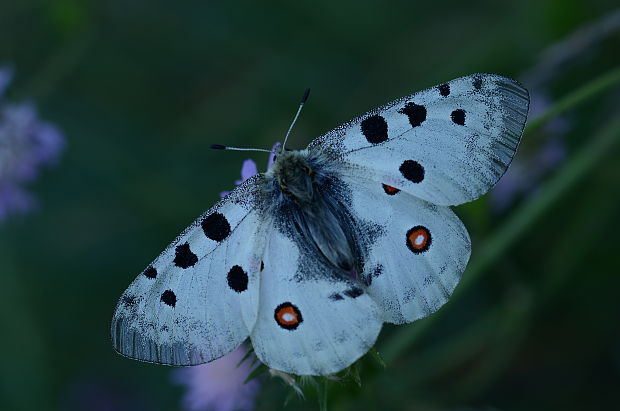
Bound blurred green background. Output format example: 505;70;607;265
1;1;619;410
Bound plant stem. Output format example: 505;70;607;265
525;65;620;134
319;377;329;411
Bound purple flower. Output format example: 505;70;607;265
234;160;258;186
0;66;64;220
219;142;280;198
172;346;261;411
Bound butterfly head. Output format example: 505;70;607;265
269;150;316;203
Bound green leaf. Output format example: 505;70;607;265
347;362;362;387
244;363;268;384
368;347;386;369
317;377;329;411
283;389;297;407
271;370;305;399
525;65;620;134
301;375;319;390
236;345;254;368
249;352;261;367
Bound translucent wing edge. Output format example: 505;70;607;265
111;312;229;366
485;74;530;188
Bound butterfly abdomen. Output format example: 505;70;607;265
267;150;359;274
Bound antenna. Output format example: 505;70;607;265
282;88;310;151
209;144;272;153
210;88;310;158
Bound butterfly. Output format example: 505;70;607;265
111;74;529;376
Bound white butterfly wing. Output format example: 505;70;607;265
111;176;266;365
113;73;527;375
249;225;383;375
309;74;529;205
341;175;470;324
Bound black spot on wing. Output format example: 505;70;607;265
161;290;176;307
451;109;466;126
399;160;425;183
372;265;384;277
201;212;231;242
438;83;450;96
399;102;426;127
227;265;248;292
360;115;389;144
143;266;157;279
329;293;344;301
344;287;363;298
364;264;384;286
174;243;198;268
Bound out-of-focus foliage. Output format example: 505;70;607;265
1;1;619;410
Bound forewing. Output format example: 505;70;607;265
250;225;383;376
111;176;267;365
343;175;471;324
309;74;529;205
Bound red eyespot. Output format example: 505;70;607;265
274;302;303;330
406;226;431;253
382;184;400;195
